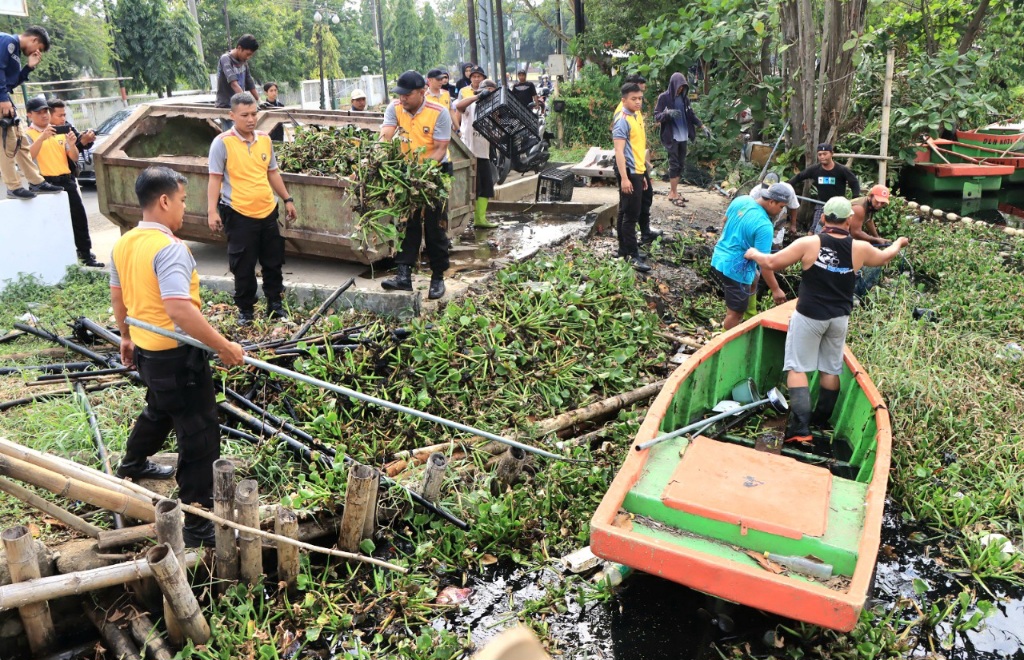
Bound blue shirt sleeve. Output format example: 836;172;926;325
752;216;774;256
611;116;630;141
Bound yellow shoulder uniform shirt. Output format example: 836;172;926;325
25;126;72;177
208;128;279;219
382;99;453;163
611;107;646;175
426;88;451;109
110;222;202;351
459;86;477;100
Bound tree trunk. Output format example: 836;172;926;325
957;0;991;55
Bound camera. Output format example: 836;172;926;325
54;124;71;135
0;116;20;129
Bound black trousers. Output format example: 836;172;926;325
44;174;91;253
221;204;285;310
615;170;654;239
395;160;450;276
618;172;647;258
126;345;220;509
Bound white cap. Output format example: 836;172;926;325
351;89;366;100
751;181;799;210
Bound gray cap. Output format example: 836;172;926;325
763;183;793;204
751;182;799;210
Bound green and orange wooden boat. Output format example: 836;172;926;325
590;302;891;632
903;143;1014;196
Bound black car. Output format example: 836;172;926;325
76;109;134;186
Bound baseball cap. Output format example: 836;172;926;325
351;89;366;100
817;143;834;152
869;184;891;204
426;68;446;79
764;183;792;204
25;95;50;113
392;71;426;95
517;68;527;74
753;182;799;210
822;196;854;221
470;66;486;77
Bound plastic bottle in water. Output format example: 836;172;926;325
766;553;833;580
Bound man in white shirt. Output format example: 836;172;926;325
454;78;499;229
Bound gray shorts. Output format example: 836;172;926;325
783;311;849;375
711;267;752;313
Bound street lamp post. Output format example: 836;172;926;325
313;9;340;110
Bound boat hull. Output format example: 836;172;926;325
590;302;891;632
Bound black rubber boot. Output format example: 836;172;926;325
77;251;105;268
381;264;413;291
237;308;255;327
784;386;813;443
427;275;445;300
182;514;216;548
811;387;840;428
115;458;175;480
267;300;289;320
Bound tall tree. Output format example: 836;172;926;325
419;4;443;70
113;0;206;96
385;0;423;74
0;0;113;85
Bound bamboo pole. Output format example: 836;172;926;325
2;525;56;653
0;438;407;573
154;499;185;646
361;469;379;541
0;454;155;521
212;459;239;583
97;524;157;551
878;48;894;184
275;507;299;594
419;453;448;502
0;477;102;538
496;447;526;487
235;479;262;585
339;464;375;552
83;601;140;660
127;610;174;660
146;544;211;645
0;552;201;611
74;382;124;529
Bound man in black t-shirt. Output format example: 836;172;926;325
510;70;540;110
788;143;861;234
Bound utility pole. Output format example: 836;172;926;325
494;0;507;84
223;0;233;49
373;0;388;94
186;0;204;63
554;0;562;54
101;0;127;103
573;0;584;36
466;0;479;65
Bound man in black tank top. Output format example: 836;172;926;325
745;197;909;443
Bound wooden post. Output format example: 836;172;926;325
83;601;141;660
496;447;526;487
878;48;894;185
419;453;448;502
338;463;374;552
212;459;239;583
275;507;299;595
0;476;102;538
361;469;379;541
235;479;262;585
154;499;185;646
146;544;211;645
127;610;174;660
1;526;56;654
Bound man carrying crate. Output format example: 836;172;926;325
455;78;500;229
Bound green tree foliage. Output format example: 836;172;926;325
113;0;206;95
331;9;384;77
197;0;308;86
419;4;443;70
0;0;113;85
310;22;344;81
384;0;422;75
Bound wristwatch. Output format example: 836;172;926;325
283;197;294;203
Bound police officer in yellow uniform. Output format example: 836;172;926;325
111;166;245;547
425;69;451;108
379;70;452;300
610;75;660;248
207;92;297;325
24;96;104;266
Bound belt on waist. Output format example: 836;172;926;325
44;174;73;184
137;344;190;359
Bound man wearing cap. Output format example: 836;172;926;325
426;69;452;108
1;26;64;200
744;196;908;443
750;179;800;233
349;89;368;112
24;96;103;266
510;69;540;110
849;185;891;245
455;78;500;229
788;143;861;234
710;185;791;330
380;71;452;300
111;166;246;547
459;66;486;100
216;34;260;109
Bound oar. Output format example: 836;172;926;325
925;138;951;164
635;388;789;452
756;119;791;185
125;318;575;462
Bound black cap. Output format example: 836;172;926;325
517;68;527;74
817;143;834;152
391;71;426;95
426;68;446;80
25;95;50;112
470;66;486;77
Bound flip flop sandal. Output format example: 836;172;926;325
671;198;687;208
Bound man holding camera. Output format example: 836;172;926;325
1;27;64;200
24;96;103;266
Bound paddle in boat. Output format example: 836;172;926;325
590;301;891;632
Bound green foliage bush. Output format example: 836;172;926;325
555;64;624;149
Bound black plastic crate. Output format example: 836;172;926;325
472;87;539;158
536;168;575;202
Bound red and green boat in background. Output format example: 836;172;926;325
590;302;890;632
903;139;1015;196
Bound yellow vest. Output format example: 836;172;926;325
613;108;647;175
393;100;448;162
459;86;477;100
426;89;451;108
219;130;277;219
26;126;71;177
112;227;201;351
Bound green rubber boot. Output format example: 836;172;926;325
474;197;499;228
743;292;759;321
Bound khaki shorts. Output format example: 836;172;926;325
783;311;849;375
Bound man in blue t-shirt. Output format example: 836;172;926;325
710;184;791;329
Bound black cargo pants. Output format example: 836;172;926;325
44;173;92;254
221;204;285;311
394;162;451;276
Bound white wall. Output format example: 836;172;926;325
0;193;77;293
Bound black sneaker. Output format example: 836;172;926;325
627;255;652;273
6;187;36;200
267;301;289;320
29;181;63;195
237;308;255;326
78;251;105;268
640;229;664;244
115;459;175;480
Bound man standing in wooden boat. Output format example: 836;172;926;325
710;184;791;329
744;197;908;443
